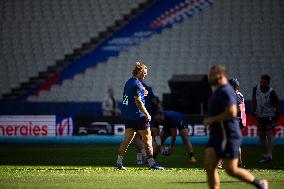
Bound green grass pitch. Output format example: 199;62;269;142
0;143;283;189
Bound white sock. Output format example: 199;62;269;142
117;155;123;165
141;149;147;158
137;153;143;161
147;158;155;167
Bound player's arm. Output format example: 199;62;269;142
169;128;177;152
151;121;162;146
270;90;280;120
203;104;237;126
134;95;151;121
251;87;257;119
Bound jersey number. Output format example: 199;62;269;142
123;95;129;105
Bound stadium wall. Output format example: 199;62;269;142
0;102;284;144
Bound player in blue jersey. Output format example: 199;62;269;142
152;110;197;164
218;78;247;169
115;62;164;170
203;65;268;189
134;82;163;165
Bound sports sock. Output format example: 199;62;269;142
267;153;272;159
147;157;155;167
141;148;147;158
136;153;143;161
116;155;123;165
251;178;260;187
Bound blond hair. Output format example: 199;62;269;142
132;62;147;76
209;64;228;78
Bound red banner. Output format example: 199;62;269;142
243;115;284;137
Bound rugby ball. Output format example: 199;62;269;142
162;146;171;156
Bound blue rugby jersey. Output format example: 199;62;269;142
122;77;146;120
208;84;242;140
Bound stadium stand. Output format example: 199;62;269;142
0;0;147;98
27;0;284;102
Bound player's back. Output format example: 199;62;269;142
208;84;241;139
122;77;145;120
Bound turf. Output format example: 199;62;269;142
0;143;283;189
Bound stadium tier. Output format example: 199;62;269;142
0;0;283;102
26;0;284;102
0;0;146;97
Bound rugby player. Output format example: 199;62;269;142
219;78;246;168
252;75;280;163
203;64;268;189
152;110;197;164
115;62;164;170
134;82;162;165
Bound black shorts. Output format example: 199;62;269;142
257;116;277;132
207;137;242;159
124;117;150;131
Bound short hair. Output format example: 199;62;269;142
209;64;228;77
229;78;239;89
132;62;147;76
261;75;270;82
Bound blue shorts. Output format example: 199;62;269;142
124;117;150;131
207;137;242;159
163;123;188;132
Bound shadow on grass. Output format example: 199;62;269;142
0;144;283;170
173;180;241;184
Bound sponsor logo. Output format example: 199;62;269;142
56;116;73;136
0;115;56;136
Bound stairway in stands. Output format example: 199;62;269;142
1;0;156;101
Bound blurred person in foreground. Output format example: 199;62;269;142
114;62;164;170
251;75;280;163
203;64;268;189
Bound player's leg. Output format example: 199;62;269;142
133;134;147;165
138;127;163;169
265;125;274;162
180;128;197;163
115;128;136;169
238;147;244;167
204;147;221;189
258;124;268;162
223;159;268;188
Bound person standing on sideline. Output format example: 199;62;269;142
203;64;268;189
102;87;121;117
115;62;164;170
251;75;280;163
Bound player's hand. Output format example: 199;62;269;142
203;117;214;126
144;89;148;97
145;113;151;122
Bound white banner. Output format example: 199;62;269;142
0;115;56;137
